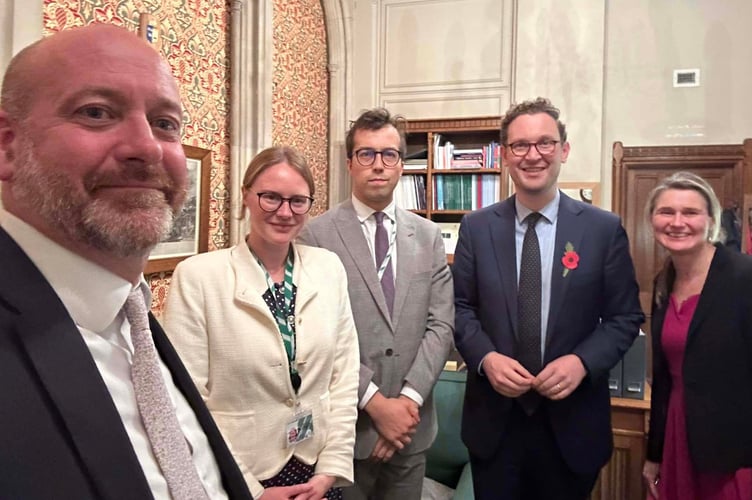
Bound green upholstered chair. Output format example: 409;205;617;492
424;370;474;500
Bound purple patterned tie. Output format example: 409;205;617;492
374;212;395;316
124;289;209;499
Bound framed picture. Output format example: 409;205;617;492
145;145;211;274
743;194;752;255
558;182;601;206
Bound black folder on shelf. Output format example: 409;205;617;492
608;359;623;398
622;333;646;400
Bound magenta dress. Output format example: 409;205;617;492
651;294;752;500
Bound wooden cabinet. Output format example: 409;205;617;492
403;117;507;262
592;393;651;500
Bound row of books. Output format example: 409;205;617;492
394;175;427;210
433;174;500;211
432;134;500;170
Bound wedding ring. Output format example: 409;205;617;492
555;383;561;392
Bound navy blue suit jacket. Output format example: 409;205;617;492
452;193;644;476
0;228;252;499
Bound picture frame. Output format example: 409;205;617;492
138;13;160;48
558;182;601;207
743;193;752;255
145;145;211;274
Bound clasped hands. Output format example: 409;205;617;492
258;473;336;500
365;392;420;463
481;352;586;400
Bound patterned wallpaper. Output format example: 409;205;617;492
272;0;330;215
43;0;232;315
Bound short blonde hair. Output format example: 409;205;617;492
644;171;722;243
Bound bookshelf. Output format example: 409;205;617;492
401;116;508;262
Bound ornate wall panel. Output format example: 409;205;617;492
272;0;329;215
349;0;514;118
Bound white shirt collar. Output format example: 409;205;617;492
0;209;148;332
351;195;397;224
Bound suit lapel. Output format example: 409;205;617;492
546;194;586;347
490;198;520;339
151;317;250;499
0;229;150;498
392;209;416;324
684;245;725;349
334;202;393;325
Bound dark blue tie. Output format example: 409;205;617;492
517;212;543;415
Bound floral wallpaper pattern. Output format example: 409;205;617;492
272;0;329;215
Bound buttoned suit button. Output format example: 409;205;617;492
385;348;394;356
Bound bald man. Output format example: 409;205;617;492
0;25;252;499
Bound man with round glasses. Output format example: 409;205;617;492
298;108;454;500
452;97;643;499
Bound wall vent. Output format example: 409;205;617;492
673;69;700;87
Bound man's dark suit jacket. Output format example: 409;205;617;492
647;244;752;472
452;193;644;477
0;228;252;499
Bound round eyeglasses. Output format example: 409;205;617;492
256;191;314;215
351;148;402;168
507;139;560;157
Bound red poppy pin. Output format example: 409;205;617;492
562;242;579;277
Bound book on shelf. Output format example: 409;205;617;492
450;158;483;169
405;148;428;160
396;174;426;210
404;159;428;170
437;222;460;254
433;175;500;211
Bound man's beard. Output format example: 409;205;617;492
10;137;187;258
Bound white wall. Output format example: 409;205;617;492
514;0;606;187
602;0;752;206
0;1;43;76
350;0;514;119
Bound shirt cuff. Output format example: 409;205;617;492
400;384;424;407
358;382;379;410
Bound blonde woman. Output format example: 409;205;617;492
642;172;752;499
164;146;359;500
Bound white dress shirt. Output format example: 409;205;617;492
351;196;424;408
0;210;227;500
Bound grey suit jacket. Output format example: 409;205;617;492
297;200;454;459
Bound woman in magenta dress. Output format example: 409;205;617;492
642;172;752;500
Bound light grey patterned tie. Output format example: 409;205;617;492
124;289;209;499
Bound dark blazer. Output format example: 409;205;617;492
647;244;752;472
452;193;644;476
0;228;252;500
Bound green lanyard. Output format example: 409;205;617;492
255;249;301;392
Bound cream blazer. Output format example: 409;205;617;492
163;241;359;499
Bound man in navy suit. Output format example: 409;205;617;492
452;97;644;499
0;24;251;499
